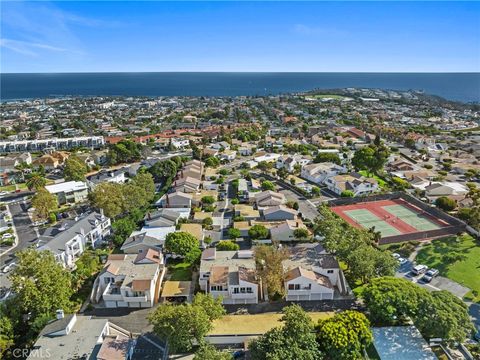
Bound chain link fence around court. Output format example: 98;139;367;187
329;192;468;244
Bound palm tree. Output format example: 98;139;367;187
26;173;47;191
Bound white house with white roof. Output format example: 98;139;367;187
45;181;89;204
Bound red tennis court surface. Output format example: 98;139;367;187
331;198;449;238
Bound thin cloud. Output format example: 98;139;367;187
0;38;84;57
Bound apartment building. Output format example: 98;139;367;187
37;211;111;268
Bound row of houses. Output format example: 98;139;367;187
301;162;379;196
198;243;349;305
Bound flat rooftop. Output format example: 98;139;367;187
372;326;437;360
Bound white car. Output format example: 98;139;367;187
2;233;13;239
392;253;401;259
398;257;408;265
2;263;16;273
0;191;8;197
412;264;428;275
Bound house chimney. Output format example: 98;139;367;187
80;228;85;236
100;208;104;219
56;309;64;320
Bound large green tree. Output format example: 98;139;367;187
316;311;372;360
31;188;58;220
149;303;211;353
63;155;88;181
315;206;396;284
148;159;178;182
361;277;428;324
248;224;269;240
194;344;232;360
9;249;73;319
165;232;199;256
149;294;224;353
254;245;288;299
192;293;226;321
416;290;474;343
352;144;389;175
89;182;125;218
250;304;322;360
26;173;46;191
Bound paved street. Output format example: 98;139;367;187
278;188;320;221
0;201;37;269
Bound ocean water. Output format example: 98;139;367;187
1;72;479;103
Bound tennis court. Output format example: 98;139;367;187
382;204;441;231
344;209;401;237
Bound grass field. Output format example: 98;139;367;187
416;234;480;302
167;261;193;281
210;312;333;335
358;170;388;188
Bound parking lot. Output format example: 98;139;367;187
395;260;470;298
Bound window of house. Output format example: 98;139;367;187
233;288;239;294
288;284;295;290
247;288;253;293
327;270;334;274
240;287;246;293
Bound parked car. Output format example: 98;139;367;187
2;263;16;273
412;264;428;275
422;269;439;283
392;253;401;259
233;350;246;359
398;257;408;266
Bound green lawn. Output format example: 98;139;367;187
167;261;193;281
358;170;388;188
0;183;28;192
415;234;480;301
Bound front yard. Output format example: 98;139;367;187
415;234;480;302
358;170;388;188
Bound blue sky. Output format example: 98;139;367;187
1;1;479;73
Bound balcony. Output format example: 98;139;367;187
123;294;148;302
102;283;124;301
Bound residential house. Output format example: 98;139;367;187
37;211;111;268
173;176;201;193
171;138;189;149
27;311;134;360
325;173;378;196
234;204;260;220
179;223;204;243
120;226;175;254
157;191;192;208
92;252;165;308
219;149;237;162
270;219;308;242
45;181;89;204
199;248;259;304
282;244;349;301
33;154;60;170
263;205;298;221
300;162;346;185
252;190;286;207
87;168;127;188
